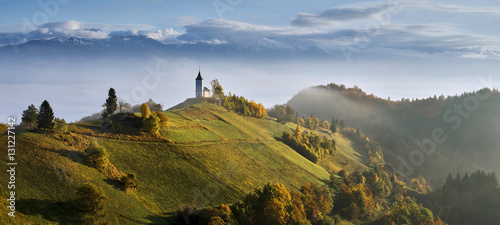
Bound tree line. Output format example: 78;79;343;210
422;170;500;225
21;100;66;134
177;166;447;225
210;79;267;118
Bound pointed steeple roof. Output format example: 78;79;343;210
195;69;203;80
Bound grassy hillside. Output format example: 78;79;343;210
0;102;375;224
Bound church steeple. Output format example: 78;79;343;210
195;68;204;98
195;69;203;81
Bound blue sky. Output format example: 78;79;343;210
2;0;500;122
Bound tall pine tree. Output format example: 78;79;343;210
22;104;38;128
38;100;55;132
330;118;337;133
103;88;117;118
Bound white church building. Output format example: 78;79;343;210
195;70;210;98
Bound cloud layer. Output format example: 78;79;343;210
1;1;500;59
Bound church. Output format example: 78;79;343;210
195;69;210;98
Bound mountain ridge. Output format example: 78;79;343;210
0;35;329;60
287;83;500;185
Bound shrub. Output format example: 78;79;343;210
143;113;161;135
121;173;138;190
76;183;107;224
154;111;168;128
53;118;68;134
0;124;7;134
85;141;109;169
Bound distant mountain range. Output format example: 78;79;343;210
0;35;329;60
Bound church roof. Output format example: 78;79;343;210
203;87;210;91
195;70;203;80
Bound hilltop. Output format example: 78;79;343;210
287;83;500;185
0;101;378;224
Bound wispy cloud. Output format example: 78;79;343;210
421;3;500;16
291;4;391;27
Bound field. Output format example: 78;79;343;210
0;102;372;224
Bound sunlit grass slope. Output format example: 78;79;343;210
2;102;357;224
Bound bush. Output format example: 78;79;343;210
143;113;161;135
154;111;168;128
85;141;109;169
0;124;7;134
76;183;107;224
53;118;68;134
121;173;138;190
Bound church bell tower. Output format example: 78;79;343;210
195;69;203;98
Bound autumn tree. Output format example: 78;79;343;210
154;111;168;128
243;183;292;225
140;103;151;118
294;125;302;139
0;124;7;134
321;120;330;130
249;101;260;117
258;103;267;118
376;196;437;225
313;117;320;130
211;79;225;104
300;182;333;224
38;100;55;132
22;104;38;128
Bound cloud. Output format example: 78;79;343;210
289;1;414;28
2;0;500;60
179;19;286;48
292;6;387;27
421;3;500;16
176;17;500;59
0;20;182;46
39;20;84;30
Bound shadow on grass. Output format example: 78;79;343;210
144;212;179;225
50;148;85;165
17;198;79;225
104;178;123;190
76;121;101;130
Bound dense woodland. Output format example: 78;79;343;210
288;83;500;185
421;170;500;225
